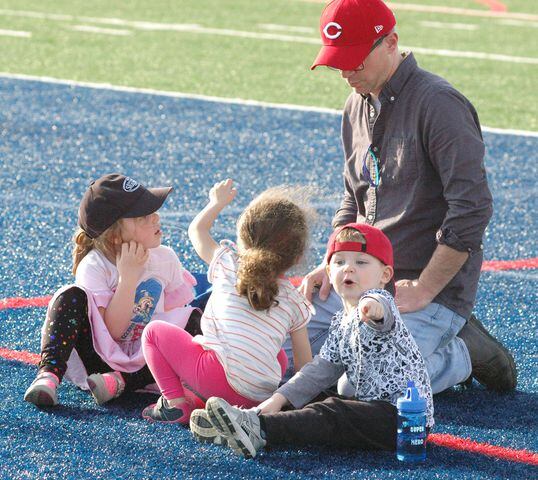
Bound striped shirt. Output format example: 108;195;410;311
194;241;313;401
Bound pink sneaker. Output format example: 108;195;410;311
24;372;60;407
86;371;125;405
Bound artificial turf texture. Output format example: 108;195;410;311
0;76;536;479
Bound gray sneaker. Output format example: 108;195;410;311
205;397;266;459
190;408;228;446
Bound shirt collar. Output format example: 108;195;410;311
379;51;417;102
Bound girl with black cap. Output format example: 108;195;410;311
24;173;200;407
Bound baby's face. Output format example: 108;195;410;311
327;250;392;307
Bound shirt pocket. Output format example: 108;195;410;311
381;136;418;186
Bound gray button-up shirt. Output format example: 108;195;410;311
333;53;493;319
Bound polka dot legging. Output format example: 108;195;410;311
39;286;154;391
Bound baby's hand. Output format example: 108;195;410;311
209;178;237;207
358;297;384;322
116;241;149;283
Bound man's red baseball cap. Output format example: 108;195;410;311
326;222;394;267
311;0;396;71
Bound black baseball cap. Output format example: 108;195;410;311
78;173;172;239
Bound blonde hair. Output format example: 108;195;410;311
71;222;122;275
236;186;315;311
335;228;366;244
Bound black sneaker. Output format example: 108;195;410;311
142;396;192;424
458;314;517;392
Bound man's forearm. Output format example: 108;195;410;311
418;244;469;299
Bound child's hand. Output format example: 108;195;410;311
116;241;149;283
209;179;237;207
358;297;384;322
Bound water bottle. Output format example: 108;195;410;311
396;380;427;462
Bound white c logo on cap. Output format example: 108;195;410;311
123;177;140;192
323;22;342;40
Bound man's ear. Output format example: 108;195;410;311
385;31;399;53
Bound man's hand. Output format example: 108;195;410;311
299;263;331;302
116;241;148;284
209;178;237;208
395;279;435;313
358;297;384;322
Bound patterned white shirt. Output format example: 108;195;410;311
279;289;434;428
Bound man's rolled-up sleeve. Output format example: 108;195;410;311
424;89;493;255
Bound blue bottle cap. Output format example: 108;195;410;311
397;380;426;413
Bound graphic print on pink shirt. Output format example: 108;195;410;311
120;278;162;342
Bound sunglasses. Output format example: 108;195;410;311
362;146;380;188
328;35;387;73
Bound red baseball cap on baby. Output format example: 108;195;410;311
326;222;394;267
311;0;396;71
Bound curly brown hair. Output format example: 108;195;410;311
236;186;315;311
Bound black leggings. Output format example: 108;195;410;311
261;395;398;451
40;286;197;393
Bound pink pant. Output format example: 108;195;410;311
142;320;288;408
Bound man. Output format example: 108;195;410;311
287;0;516;393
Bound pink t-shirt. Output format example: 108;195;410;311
45;245;196;388
76;245;196;345
195;241;313;401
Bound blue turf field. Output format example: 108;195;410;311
0;77;537;479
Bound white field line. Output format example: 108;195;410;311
1;71;538;138
0;8;537;65
297;0;538;22
70;25;132;36
419;21;479;31
0;28;31;38
258;23;316;34
400;45;538;65
497;19;538;28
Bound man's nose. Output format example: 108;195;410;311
341;70;354;79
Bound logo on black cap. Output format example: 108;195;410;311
123;177;140;192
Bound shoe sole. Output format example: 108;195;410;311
190;410;227;446
206;398;256;459
467;315;518;392
24;386;57;407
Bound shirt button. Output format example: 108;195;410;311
370;112;375;118
390;96;395;101
367;214;374;220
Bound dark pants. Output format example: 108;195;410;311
39;286;201;392
261;396;397;451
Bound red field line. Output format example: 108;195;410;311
0;347;39;365
0;296;51;310
1;347;537;465
481;258;538;271
429;433;538;466
474;0;507;13
1;258;536;311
